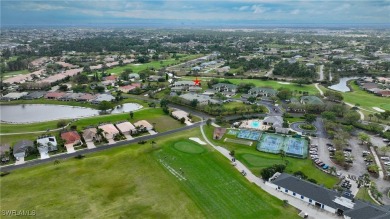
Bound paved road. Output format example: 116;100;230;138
318;65;324;81
1;122;203;172
265;68;274;77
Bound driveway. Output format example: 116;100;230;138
65;144;75;153
15;157;25;165
86;141;96;149
124;134;133;140
107;139;115;145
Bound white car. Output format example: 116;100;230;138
384;162;390;166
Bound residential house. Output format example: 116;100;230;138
248;87;277;97
378;90;390;97
267;173;390;219
1;92;28;101
148;75;163;82
13;140;35;160
98;124;120;140
300;96;324;105
212;83;238;93
76;93;96;102
179;93;220;105
61;131;82;146
171;110;190;122
37;136;58;151
102;75;117;86
0;144;11;162
119;83;141;93
45;92;66;100
171;81;200;92
115;121;137;135
23;91;47;100
133;120;154;131
129;73;140;80
91;94;115;104
82;127;101;142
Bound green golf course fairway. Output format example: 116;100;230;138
173;141;206;154
0;131;299;219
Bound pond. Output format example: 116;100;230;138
0;103;143;123
328;77;358;92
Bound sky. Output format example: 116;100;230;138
1;0;390;27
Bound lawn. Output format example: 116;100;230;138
355;188;378;205
2;69;29;78
107;54;202;75
203;125;339;189
0;129;299;219
341;81;390;112
183;77;319;95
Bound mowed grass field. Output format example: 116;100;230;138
107;54;202;75
204;126;339;189
183;77;319;95
342;81;390;111
0;129;299;219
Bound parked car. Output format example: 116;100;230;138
380;157;390;161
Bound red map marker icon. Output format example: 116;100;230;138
193;77;201;86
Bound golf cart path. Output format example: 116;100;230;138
0;123;71;135
314;83;364;120
200;123;338;219
318;65;324;81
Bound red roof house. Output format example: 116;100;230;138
45;92;66;99
61;131;81;145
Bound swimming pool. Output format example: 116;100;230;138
251;120;260;128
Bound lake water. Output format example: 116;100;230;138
328;77;358;92
0;103;143;123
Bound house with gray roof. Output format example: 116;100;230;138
212;83;238;93
91;93;115;104
23;91;47;100
300;95;324;105
267;173;390;218
179;93;220;105
13;140;35;160
1;92;28;101
248;87;277;97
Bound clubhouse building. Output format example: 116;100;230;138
266;173;390;219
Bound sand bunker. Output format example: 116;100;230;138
189;137;207;145
373;107;385;112
278;82;291;84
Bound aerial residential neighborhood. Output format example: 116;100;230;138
1;1;390;219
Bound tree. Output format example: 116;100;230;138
358;132;370;144
304;113;316;124
277;88;292;100
321;111;336;121
98;101;114;112
57;120;67;128
206;119;212;126
379;146;390;156
329;166;337;176
59;84;68;91
120;71;129;81
280;149;286;160
130;111;134;119
190;99;199;108
368;114;373;121
73;74;89;84
247;96;256;103
334;151;345;164
344;111;360;124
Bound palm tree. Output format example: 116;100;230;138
368;114;373;121
280;149;286;160
329;166;337;176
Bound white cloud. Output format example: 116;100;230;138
290;9;300;15
251;4;267;14
238;6;250;11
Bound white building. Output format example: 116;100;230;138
267;173;390;219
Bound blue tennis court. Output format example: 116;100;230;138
284;136;308;158
256;133;284;154
237;129;262;141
